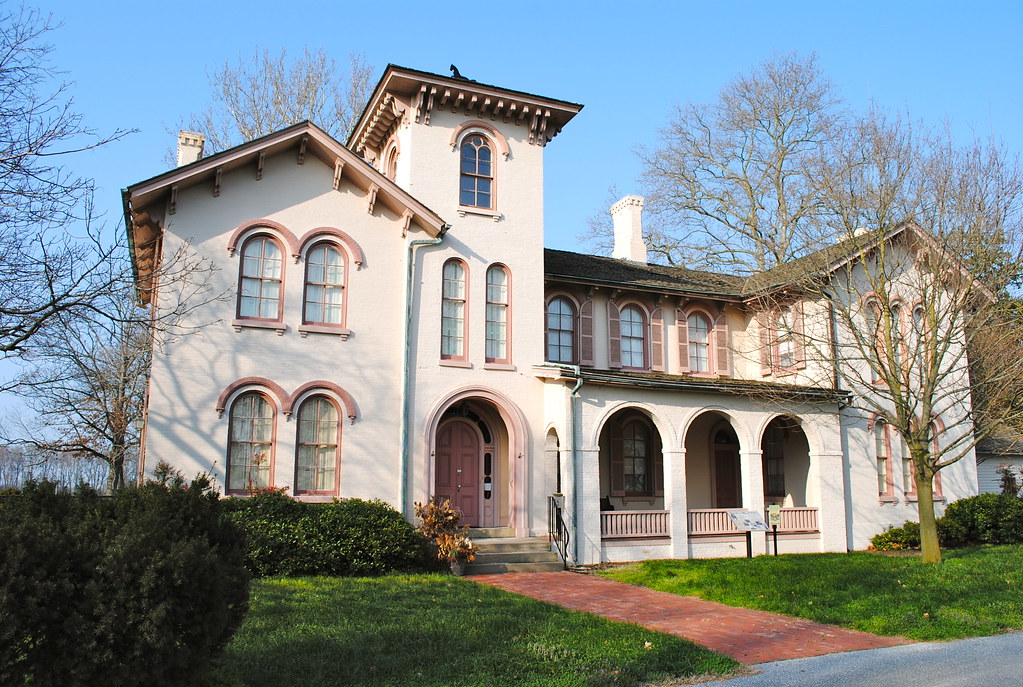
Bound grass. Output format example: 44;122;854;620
211;574;739;687
598;545;1023;641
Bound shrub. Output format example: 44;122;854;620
0;475;248;687
941;493;1023;545
223;494;427;577
414;496;478;564
870;521;921;551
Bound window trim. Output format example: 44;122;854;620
236;234;286;323
301;240;349;330
485;264;512;365
872;416;897;501
545;294;579;364
618;303;649;371
458;133;496;210
226;391;277;495
441;258;469;362
686;310;713;374
293;394;342;497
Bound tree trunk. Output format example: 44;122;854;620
105;455;125;495
916;470;940;563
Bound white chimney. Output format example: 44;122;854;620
176;131;205;167
610;195;647;263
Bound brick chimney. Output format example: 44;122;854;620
176;131;205;167
610;195;647;264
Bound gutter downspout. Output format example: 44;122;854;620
826;290;854;551
542;363;583;564
401;226;449;517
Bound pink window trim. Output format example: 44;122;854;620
768;303;805;375
449;120;511;158
297;228;366;268
617;302;649;371
228;219;300;256
236;234;286;323
485;264;512;365
301;241;349;328
544;292;580;365
458;134;496;210
678;305;718;377
441;258;469;361
216;378;358;423
225;391;277;495
870;415;896;499
293;394;342;497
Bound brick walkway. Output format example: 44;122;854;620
468;571;910;664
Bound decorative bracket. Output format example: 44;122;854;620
333;159;344;190
366;183;379;215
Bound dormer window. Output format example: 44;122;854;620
460;134;493;208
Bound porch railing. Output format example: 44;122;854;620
600;510;670;538
687;507;819;535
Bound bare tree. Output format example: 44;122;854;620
763;113;1023;563
0;6;132;359
186;48;373;153
593;52;846;272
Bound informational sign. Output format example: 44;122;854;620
728;510;770;531
767;504;782;527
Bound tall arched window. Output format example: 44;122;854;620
890;303;904;368
227;392;275;493
687;313;711;372
303;243;346;326
485;265;510;363
874;419;893;498
441;259;467;360
238;236;284;320
620;305;646;369
546;297;576;363
776;307;795;369
622;419;649;495
295;395;340;495
460;134;493;208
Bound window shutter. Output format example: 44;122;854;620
579;299;594;366
610;426;625;496
676;308;690;373
758;313;773;376
608;301;622;369
794;301;807;369
651;307;665;371
714;313;730;376
653;450;664;497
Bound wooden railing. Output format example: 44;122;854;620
778;507;818;532
687;507;819;535
600;510;670;538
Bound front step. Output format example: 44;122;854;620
464;531;565;575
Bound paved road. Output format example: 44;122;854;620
716;632;1022;686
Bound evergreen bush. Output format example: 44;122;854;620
941;493;1023;545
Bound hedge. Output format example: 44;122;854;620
221;491;429;577
870;493;1023;551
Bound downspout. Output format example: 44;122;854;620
542;362;583;563
400;226;450;517
826;290;854;551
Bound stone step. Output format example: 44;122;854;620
473;550;561;565
468;527;516;539
472;537;552;553
466;560;565;575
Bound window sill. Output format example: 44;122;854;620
457;206;502;221
484;362;516;371
878;495;899;503
439;359;472;369
298;324;351;340
904;495;946;503
232;319;287;335
295;493;339;502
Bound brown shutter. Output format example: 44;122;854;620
714;313;730;376
651;307;665;372
758;313;773;376
677;308;690;373
608;301;622;369
653;439;664;497
794;301;807;369
579;299;594;366
610;424;625;496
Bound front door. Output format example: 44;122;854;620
435;420;481;526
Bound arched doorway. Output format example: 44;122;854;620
761;416;811;507
684;411;742;509
712;424;741;508
433;400;505;527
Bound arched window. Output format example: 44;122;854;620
295;395;341;495
459;134;493;208
485;265;510;363
620;305;646;369
303;243;346;326
546;297;576;363
776;307;796;370
384;143;399;180
874;419;894;498
687;313;711;372
441;259;467;360
890;303;904;368
227;392;275;493
238;236;284;320
622;419;649;495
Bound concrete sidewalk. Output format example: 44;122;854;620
468;571;910;664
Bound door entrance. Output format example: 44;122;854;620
435;420;481;526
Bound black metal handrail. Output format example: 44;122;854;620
547;494;570;569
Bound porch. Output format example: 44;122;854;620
600;507;819;538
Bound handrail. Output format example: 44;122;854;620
548;495;570;569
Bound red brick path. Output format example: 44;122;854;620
468;571;910;664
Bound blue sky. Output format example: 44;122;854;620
41;0;1023;253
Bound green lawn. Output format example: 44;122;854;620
598;545;1023;641
211;575;739;687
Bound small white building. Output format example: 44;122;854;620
122;65;979;565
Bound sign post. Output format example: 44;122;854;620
767;504;782;556
727;510;770;558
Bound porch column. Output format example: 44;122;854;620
740;449;767;556
815;451;848;552
575;447;602;565
663;448;689;559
